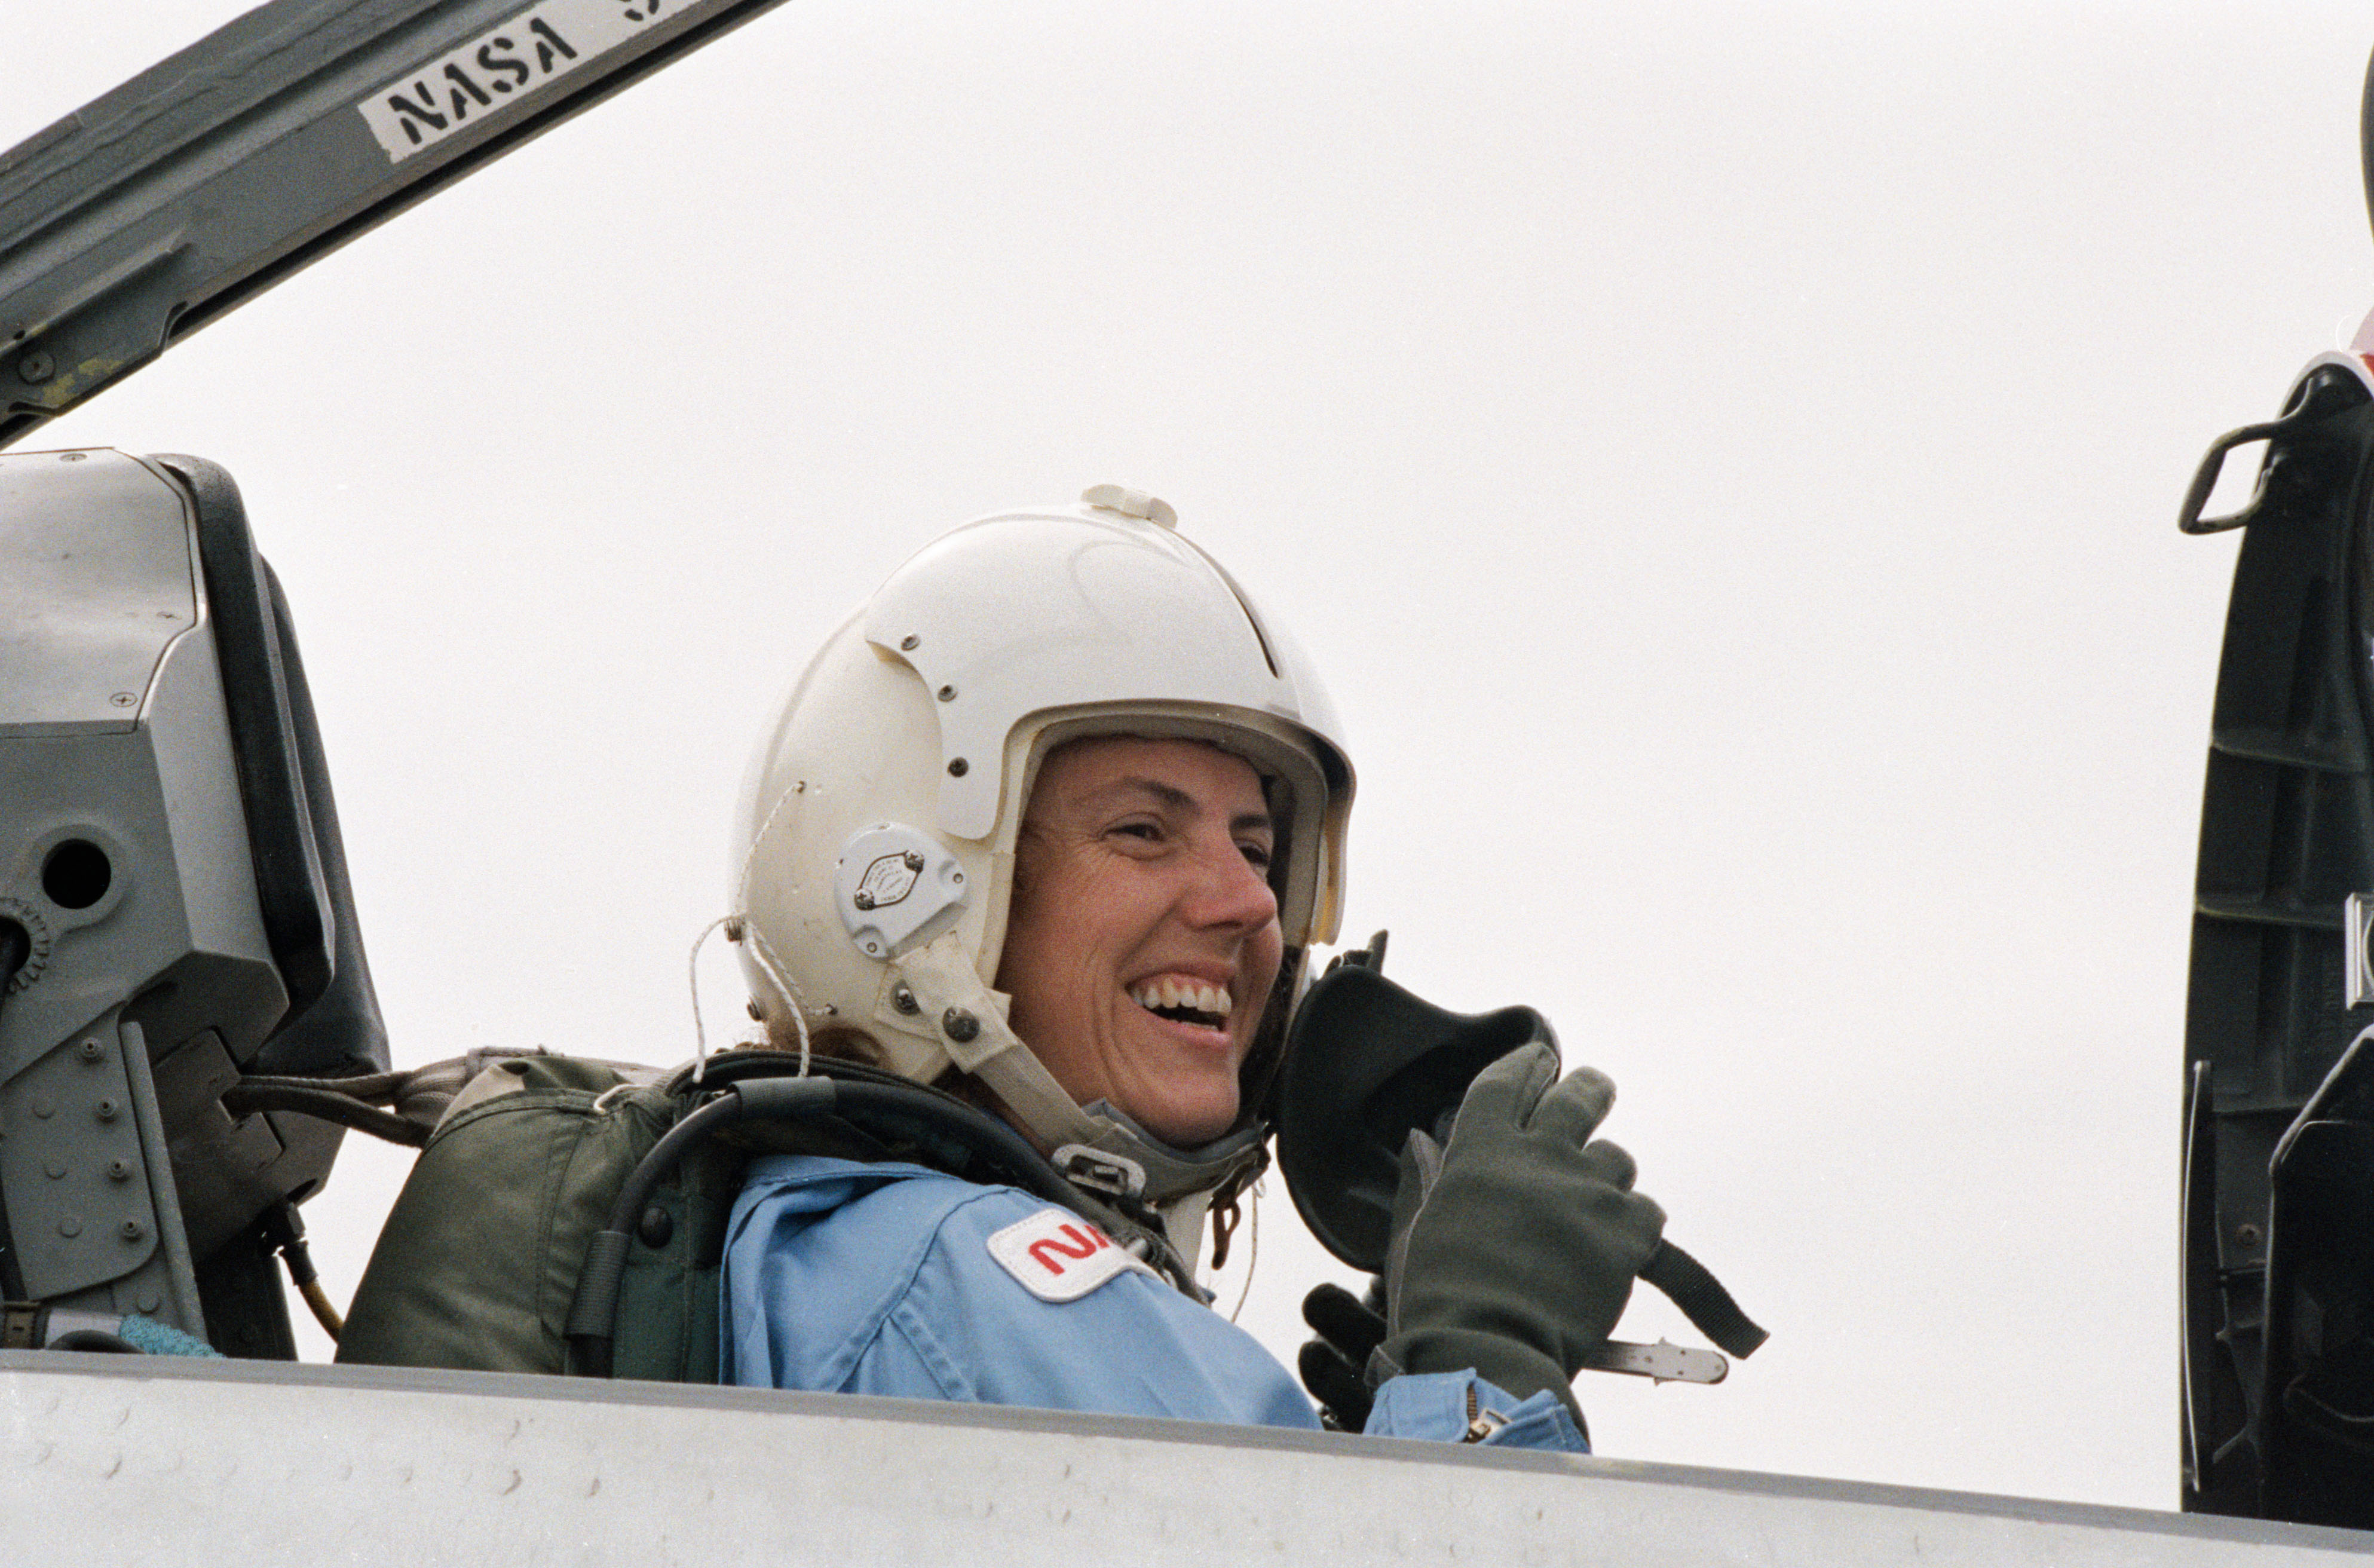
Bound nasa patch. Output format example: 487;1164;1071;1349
986;1209;1157;1303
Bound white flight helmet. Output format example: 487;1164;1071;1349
730;486;1352;1236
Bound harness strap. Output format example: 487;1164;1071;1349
1638;1241;1768;1360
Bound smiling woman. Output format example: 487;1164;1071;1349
997;737;1285;1147
13;0;2335;1506
709;485;1664;1445
727;485;1351;1235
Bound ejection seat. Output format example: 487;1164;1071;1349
0;448;388;1357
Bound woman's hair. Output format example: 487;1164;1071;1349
760;1012;1011;1126
759;1015;889;1068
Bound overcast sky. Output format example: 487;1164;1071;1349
11;0;2374;1513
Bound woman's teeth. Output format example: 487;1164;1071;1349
1134;978;1232;1025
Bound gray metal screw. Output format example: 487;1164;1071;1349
892;984;920;1015
119;1220;144;1242
900;635;920;651
18;351;52;384
106;1159;132;1182
109;693;135;708
947;758;969;777
936;685;957;702
853;890;877;910
76;1038;103;1062
903;851;924;871
93;1098;119;1123
942;1008;980;1043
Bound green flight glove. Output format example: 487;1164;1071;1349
1373;1042;1665;1422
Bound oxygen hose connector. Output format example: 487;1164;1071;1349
259;1200;343;1342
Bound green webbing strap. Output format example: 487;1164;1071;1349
1640;1241;1768;1360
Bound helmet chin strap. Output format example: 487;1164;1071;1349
881;932;1267;1263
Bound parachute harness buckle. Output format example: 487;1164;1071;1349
1050;1144;1147;1199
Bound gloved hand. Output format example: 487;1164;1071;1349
1373;1042;1665;1419
1297;1280;1387;1429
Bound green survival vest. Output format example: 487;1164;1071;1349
336;1054;741;1381
331;1049;1166;1382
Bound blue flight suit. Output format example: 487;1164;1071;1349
719;1153;1587;1451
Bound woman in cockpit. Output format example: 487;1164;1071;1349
716;486;1661;1449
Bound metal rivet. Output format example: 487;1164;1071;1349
43;1160;65;1180
93;1098;118;1123
57;1216;80;1238
136;1291;160;1313
900;635;920;651
946;758;969;777
937;685;957;702
853;890;877;910
76;1038;103;1062
942;1008;980;1043
637;1204;673;1249
19;351;52;384
891;984;920;1015
119;1220;144;1242
106;1159;132;1182
31;1098;53;1120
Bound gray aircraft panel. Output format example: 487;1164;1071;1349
0;0;797;448
4;1352;2369;1565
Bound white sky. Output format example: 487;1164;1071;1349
10;0;2374;1513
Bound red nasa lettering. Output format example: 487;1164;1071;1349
988;1208;1154;1301
1027;1223;1111;1275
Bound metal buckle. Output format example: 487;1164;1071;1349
1576;1337;1731;1386
1051;1144;1147;1199
1462;1408;1509;1444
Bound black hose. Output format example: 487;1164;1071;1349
565;1082;823;1377
47;1330;140;1354
827;1082;1091;1211
220;1081;427;1147
564;1073;1114;1376
602;1088;782;1248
